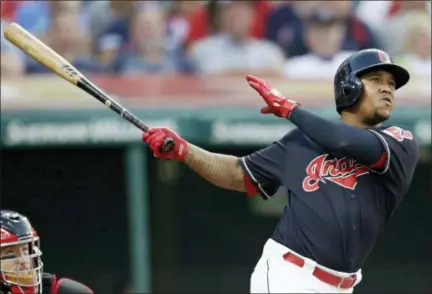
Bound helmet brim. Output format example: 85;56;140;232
356;63;410;90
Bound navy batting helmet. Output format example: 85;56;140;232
334;48;410;114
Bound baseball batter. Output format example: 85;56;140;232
142;49;419;293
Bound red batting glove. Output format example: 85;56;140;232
142;128;188;161
246;75;300;119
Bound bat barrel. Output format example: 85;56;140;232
3;22;175;153
4;22;82;85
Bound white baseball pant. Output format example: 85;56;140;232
250;239;363;293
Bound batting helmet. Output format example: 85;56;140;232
334;48;410;114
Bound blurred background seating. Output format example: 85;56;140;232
1;0;430;79
0;1;430;294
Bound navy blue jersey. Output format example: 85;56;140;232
239;125;419;272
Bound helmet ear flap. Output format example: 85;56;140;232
341;83;355;96
338;75;363;110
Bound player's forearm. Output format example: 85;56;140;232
289;107;384;165
184;144;246;192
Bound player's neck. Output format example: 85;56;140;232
340;112;379;129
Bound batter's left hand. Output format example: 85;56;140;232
142;128;188;161
246;75;299;119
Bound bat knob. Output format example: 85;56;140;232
160;137;175;153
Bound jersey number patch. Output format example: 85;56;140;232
382;127;413;142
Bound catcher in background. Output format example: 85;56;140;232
0;210;93;294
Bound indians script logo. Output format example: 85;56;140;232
302;154;369;192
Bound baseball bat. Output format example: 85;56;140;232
3;22;175;153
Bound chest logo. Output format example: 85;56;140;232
302;154;370;192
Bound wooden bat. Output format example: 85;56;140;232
3;22;175;153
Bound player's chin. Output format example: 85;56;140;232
375;108;391;121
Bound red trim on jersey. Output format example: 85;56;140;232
244;175;258;197
369;152;387;169
50;274;57;294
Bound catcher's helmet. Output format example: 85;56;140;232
1;210;43;294
334;48;410;114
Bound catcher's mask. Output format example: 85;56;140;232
1;210;43;294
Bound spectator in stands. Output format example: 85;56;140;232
1;0;22;21
26;9;103;74
165;1;205;51
90;1;136;47
117;5;193;75
188;1;284;75
12;1;50;34
1;20;25;78
354;1;393;31
183;0;227;51
283;1;381;58
185;0;271;49
283;9;354;79
94;34;123;73
321;1;381;52
379;0;430;56
395;11;431;77
264;1;302;58
1;48;25;78
14;1;88;37
387;0;430;17
86;1;116;38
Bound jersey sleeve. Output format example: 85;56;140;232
238;130;294;200
367;126;420;197
54;278;94;294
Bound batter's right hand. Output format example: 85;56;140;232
142;128;188;161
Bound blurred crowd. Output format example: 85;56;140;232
1;0;431;80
